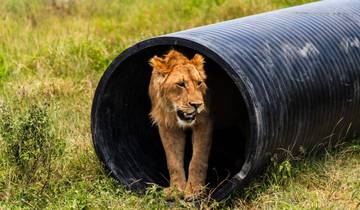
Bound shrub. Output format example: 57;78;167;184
0;102;64;182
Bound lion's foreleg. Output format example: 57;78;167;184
185;120;213;197
158;125;186;192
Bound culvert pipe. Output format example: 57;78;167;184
91;0;360;201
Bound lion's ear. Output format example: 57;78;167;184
149;55;167;73
191;54;205;70
191;54;206;79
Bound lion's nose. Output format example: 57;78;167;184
189;102;202;109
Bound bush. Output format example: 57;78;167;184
0;102;64;182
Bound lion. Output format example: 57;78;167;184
148;50;213;199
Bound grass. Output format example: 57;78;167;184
0;0;359;209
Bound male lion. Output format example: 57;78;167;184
148;50;213;199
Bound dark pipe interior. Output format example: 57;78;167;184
96;45;250;192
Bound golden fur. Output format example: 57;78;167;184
149;50;213;199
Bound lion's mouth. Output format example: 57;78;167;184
177;110;196;122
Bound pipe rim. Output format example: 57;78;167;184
91;35;260;199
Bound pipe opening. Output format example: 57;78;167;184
93;44;250;194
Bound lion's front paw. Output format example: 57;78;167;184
163;186;184;200
184;184;207;201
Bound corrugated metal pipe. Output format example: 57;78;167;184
91;0;360;200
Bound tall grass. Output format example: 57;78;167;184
1;0;359;209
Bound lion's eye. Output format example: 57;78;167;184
197;81;202;86
176;82;186;88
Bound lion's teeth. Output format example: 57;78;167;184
185;113;194;117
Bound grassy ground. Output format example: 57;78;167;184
0;0;359;209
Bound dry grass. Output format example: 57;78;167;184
1;0;359;209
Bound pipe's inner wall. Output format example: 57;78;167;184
95;45;249;191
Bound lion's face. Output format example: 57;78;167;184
149;50;208;127
162;63;207;126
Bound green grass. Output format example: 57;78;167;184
1;0;359;209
